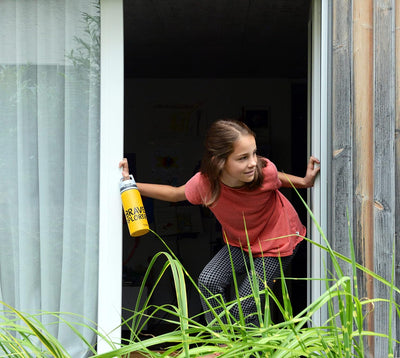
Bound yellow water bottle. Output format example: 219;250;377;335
120;175;149;237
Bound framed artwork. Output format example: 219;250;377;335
243;106;269;131
242;106;271;156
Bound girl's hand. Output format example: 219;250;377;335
119;158;130;180
303;156;320;188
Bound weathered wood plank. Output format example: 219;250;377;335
331;1;399;355
373;1;396;355
353;0;375;355
394;0;400;355
331;0;354;273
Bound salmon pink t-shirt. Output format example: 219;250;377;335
184;158;305;257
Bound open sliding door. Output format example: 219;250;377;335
98;0;124;352
96;0;330;350
307;0;331;327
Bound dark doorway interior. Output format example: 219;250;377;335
122;0;311;335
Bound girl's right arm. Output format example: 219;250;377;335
137;182;186;202
119;158;187;202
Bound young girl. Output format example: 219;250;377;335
119;119;320;328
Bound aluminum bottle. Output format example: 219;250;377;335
120;175;149;237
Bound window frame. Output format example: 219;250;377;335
307;0;331;327
97;0;124;352
96;0;331;349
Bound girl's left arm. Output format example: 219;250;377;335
278;156;320;189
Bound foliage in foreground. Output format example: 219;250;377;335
0;199;399;357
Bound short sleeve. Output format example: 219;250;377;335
261;158;282;191
185;172;210;205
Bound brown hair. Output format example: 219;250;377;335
200;119;266;206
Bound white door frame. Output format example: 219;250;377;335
96;0;331;351
98;0;124;353
307;0;330;327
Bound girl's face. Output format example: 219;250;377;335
220;134;257;188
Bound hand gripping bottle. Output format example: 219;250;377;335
120;175;149;237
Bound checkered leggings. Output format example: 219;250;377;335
198;243;299;326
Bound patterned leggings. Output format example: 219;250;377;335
198;243;299;326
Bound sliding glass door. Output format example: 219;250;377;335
0;1;102;356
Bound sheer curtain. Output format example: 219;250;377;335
0;1;100;356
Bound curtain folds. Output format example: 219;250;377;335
0;1;100;356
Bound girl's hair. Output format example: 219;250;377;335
200;119;266;206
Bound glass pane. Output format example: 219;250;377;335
0;1;100;356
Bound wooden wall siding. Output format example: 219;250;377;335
396;0;400;351
353;5;375;350
374;0;397;356
331;0;354;275
331;0;398;356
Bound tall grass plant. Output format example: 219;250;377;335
0;200;399;357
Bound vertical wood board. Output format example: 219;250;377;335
331;0;354;277
394;0;400;355
331;1;399;355
373;0;396;355
352;5;375;353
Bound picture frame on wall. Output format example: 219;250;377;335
242;106;271;156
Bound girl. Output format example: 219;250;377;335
119;119;320;328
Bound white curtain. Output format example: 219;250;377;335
0;1;100;356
